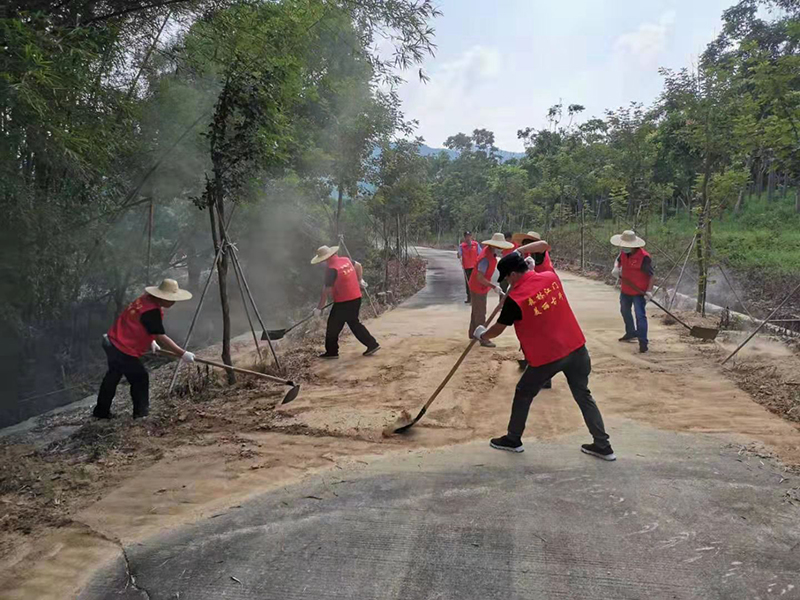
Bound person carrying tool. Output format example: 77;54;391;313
499;232;519;294
473;249;615;460
312;245;379;359
94;279;195;419
468;232;515;347
512;231;553;272
611;230;654;354
458;231;481;304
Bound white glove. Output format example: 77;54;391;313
150;340;161;354
644;290;653;302
181;351;195;363
473;325;488;341
492;285;504;296
360;279;368;289
611;260;621;278
313;308;323;318
524;256;536;269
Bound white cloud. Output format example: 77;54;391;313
614;10;677;67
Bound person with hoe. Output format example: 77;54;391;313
94;279;195;419
472;247;615;460
468;232;515;347
611;230;654;354
312;245;380;360
457;231;481;304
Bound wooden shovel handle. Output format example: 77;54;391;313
157;350;294;386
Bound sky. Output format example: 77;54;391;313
395;0;736;152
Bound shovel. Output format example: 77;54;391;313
157;350;300;404
261;302;333;341
620;276;719;341
393;298;505;434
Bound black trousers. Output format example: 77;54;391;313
508;346;610;448
95;337;150;418
325;298;378;355
463;268;473;300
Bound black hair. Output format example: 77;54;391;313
504;231;513;239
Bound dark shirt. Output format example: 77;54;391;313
140;309;165;335
325;268;337;287
641;255;654;277
498;297;523;326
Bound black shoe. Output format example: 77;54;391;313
542;379;552;389
133;411;149;419
618;334;637;342
318;353;339;360
93;407;115;419
581;443;616;461
490;435;524;453
363;345;380;356
464;299;471;304
517;359;528;371
639;342;649;354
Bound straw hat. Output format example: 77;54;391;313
483;232;515;250
310;245;339;265
511;231;541;245
610;230;646;248
145;279;192;302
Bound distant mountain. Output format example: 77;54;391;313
418;143;525;163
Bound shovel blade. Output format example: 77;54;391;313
262;329;286;341
690;326;719;340
281;385;300;404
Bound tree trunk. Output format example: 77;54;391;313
210;203;235;384
696;158;712;316
734;154;753;214
795;186;799;214
335;183;344;238
767;164;776;203
755;161;765;197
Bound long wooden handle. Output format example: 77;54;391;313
619;275;693;331
419;299;504;412
158;350;294;386
285;301;334;334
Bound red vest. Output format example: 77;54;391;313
508;271;586;367
460;241;480;269
501;242;519;257
469;246;497;295
534;250;553;273
328;255;362;303
620;249;651;296
107;294;163;358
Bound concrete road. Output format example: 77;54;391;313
78;248;800;600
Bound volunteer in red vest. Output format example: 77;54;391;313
512;230;553;272
611;230;654;354
312;245;379;359
473;248;615;460
498;232;519;294
94;279;195;419
457;231;481;304
468;232;514;347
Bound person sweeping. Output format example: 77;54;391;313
458;231;481;304
611;230;654;354
312;245;380;359
468;232;515;347
94;279;195;419
472;249;615;460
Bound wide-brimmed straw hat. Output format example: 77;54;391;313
511;231;541;245
610;230;646;248
482;232;515;250
310;245;339;265
145;279;192;302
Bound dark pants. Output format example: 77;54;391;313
325;298;378;355
507;346;610;448
620;293;648;344
463;268;473;301
95;337;149;418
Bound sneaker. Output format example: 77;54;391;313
517;359;528;370
480;340;496;348
639;342;649;354
541;379;552;389
92;409;115;420
581;443;616;461
490;435;524;453
363;345;380;357
618;334;637;342
318;353;339;360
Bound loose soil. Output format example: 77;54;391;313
2;253;800;599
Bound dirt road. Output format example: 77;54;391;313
4;247;800;599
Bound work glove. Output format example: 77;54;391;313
181;351;195;363
644;290;653;302
150;340;161;354
524;256;536;270
492;284;504;297
473;325;488;342
360;279;368;289
611;260;621;278
313;308;324;319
